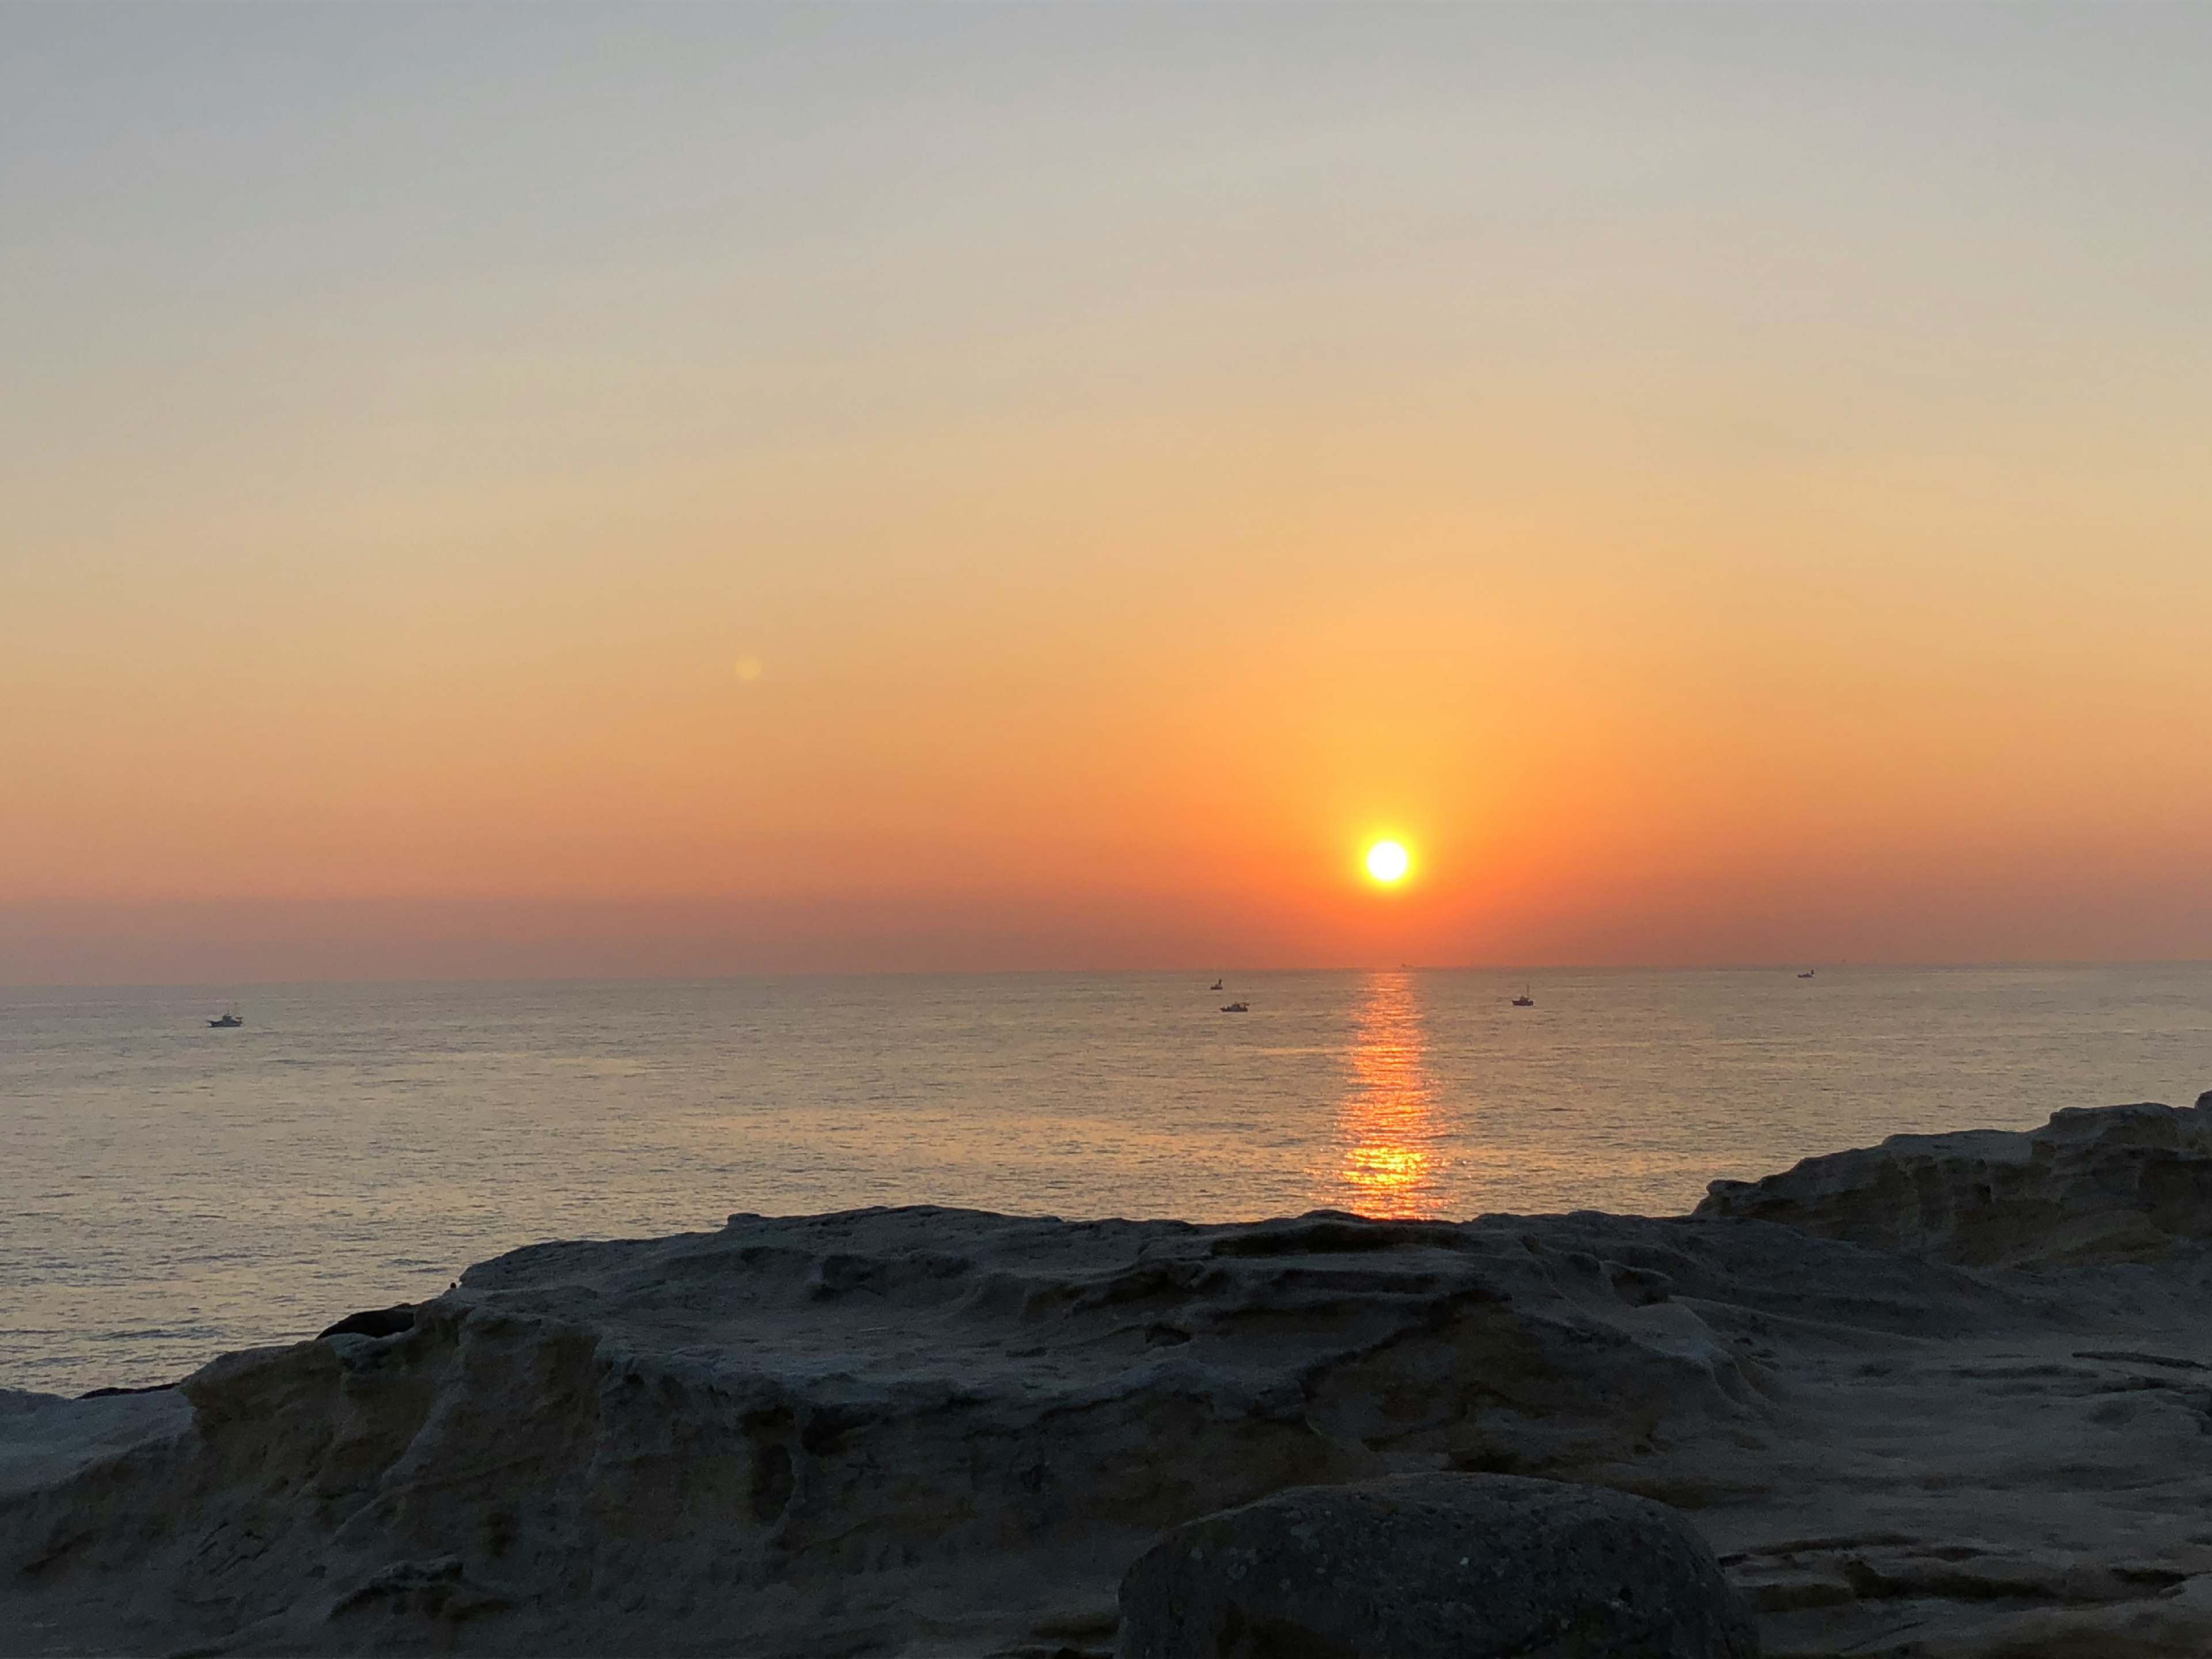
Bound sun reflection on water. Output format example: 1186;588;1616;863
1333;972;1445;1217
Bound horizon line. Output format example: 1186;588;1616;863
7;957;2212;995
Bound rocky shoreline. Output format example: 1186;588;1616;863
10;1099;2212;1656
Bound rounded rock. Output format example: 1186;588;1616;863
1116;1472;1759;1658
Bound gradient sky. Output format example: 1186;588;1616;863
5;4;2211;982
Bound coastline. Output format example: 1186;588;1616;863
17;962;2209;1400
11;1098;2212;1656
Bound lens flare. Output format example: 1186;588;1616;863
1365;840;1410;883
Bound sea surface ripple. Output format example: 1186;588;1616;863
6;964;2211;1393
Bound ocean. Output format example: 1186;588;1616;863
6;964;2211;1396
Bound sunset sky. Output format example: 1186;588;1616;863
6;5;2211;982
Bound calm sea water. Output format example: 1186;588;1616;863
6;965;2211;1395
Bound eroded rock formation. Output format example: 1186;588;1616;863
8;1101;2212;1656
1696;1096;2212;1267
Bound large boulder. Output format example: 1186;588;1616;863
1696;1097;2212;1267
1116;1472;1759;1659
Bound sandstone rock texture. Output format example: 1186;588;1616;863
9;1100;2212;1657
1116;1472;1758;1658
1698;1096;2212;1267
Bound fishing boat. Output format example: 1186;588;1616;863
1220;1001;1249;1014
207;1012;243;1028
1510;989;1534;1007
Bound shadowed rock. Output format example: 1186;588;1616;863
1116;1472;1759;1658
10;1103;2212;1656
0;1205;1855;1656
1696;1097;2212;1267
315;1304;417;1340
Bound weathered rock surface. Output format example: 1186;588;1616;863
0;1206;1818;1657
1116;1472;1758;1658
7;1101;2212;1657
1696;1096;2212;1267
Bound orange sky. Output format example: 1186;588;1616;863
5;7;2211;982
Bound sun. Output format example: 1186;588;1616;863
1365;839;1411;884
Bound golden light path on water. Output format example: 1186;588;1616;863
16;968;2212;1394
1332;971;1446;1216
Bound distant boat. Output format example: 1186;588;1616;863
1510;988;1535;1007
1220;1001;1249;1014
1797;969;1816;979
207;1012;243;1028
1210;979;1225;991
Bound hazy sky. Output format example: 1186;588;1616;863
5;4;2211;982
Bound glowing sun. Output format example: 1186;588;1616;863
1365;839;1411;883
